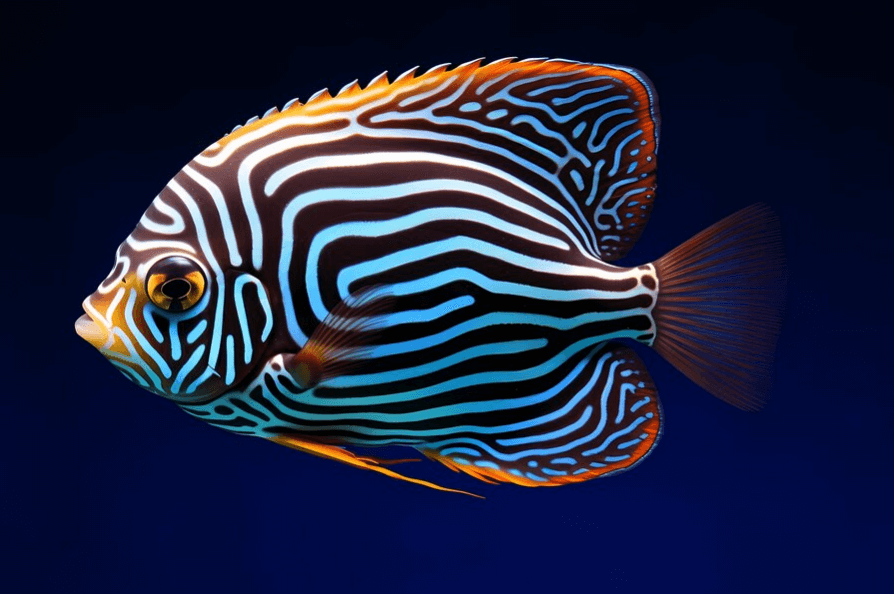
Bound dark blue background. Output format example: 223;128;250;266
2;2;890;592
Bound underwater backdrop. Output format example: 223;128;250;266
2;2;890;592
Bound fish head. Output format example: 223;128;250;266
76;178;276;403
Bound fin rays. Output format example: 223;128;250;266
653;203;786;411
271;435;481;498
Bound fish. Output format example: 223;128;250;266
75;58;785;495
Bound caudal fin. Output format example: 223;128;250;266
652;204;786;411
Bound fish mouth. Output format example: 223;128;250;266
75;311;109;349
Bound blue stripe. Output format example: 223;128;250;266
608;129;643;176
186;320;207;344
510;114;592;167
169;319;181;361
585;160;605;206
586;108;634;152
233;274;272;362
107;328;163;392
171;344;206;394
550;84;615;105
590;118;637;153
496;405;591;447
439;447;481;458
528;77;608;96
167;180;225;369
581;414;649;457
474;460;500;470
380;295;475;328
328;339;547;388
123;290;172;379
270;340;616;429
225;335;235;384
597;177;637;208
615;382;636;423
380;268;641;321
617;436;644;450
279;174;592;342
142;303;165;344
490;76;626;125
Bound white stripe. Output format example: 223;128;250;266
183;165;243;267
167;180;225;370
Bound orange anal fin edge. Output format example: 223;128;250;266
270;436;482;499
356;456;419;466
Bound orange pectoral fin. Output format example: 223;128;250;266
270;436;482;499
284;286;397;389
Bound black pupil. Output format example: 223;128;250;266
161;278;191;300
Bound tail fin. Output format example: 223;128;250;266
652;203;786;411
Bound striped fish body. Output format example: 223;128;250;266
76;59;784;492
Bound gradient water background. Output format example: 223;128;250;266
2;3;890;592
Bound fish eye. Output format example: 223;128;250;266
161;278;192;300
146;256;206;312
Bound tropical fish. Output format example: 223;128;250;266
75;58;784;495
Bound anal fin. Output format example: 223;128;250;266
419;342;663;487
270;435;482;498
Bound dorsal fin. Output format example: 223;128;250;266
217;58;660;260
337;79;361;97
307;87;332;104
424;62;451;76
393;66;419;83
488;56;517;67
366;71;389;89
458;57;485;70
282;97;301;111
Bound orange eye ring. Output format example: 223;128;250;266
146;256;206;312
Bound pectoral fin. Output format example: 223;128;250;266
284;286;396;390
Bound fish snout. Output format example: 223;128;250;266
75;298;110;349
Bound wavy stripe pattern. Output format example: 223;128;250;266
83;59;663;482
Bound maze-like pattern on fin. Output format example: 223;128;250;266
419;342;663;487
